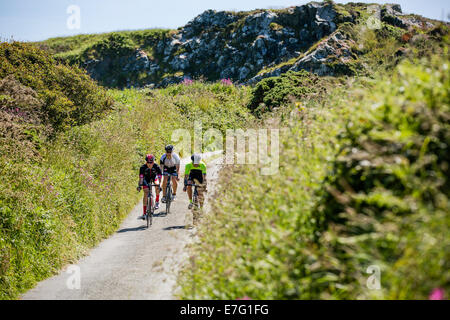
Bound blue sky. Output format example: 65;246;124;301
1;0;449;42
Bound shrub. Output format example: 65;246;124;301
248;70;321;114
312;56;449;299
82;34;135;60
0;42;113;133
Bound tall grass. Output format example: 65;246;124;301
177;53;449;300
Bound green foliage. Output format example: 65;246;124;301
177;54;449;299
83;33;135;59
0;77;254;299
35;29;173;88
37;29;171;61
157;80;252;137
248;70;321;114
269;22;284;31
0;42;113;132
313;55;450;299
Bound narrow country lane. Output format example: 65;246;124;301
21;153;223;300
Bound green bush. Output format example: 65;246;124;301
248;70;321;114
0;42;113;132
313;55;449;299
83;34;135;60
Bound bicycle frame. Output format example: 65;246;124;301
163;172;177;214
187;182;201;225
188;183;201;209
145;183;160;228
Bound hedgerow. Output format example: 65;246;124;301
177;54;449;299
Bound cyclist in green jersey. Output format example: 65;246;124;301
183;154;207;209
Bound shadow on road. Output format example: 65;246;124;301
153;212;168;217
117;226;147;233
163;225;187;231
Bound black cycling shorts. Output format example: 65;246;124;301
163;166;177;175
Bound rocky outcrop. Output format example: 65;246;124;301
80;2;343;87
247;30;358;84
76;2;438;88
151;2;339;85
380;4;435;29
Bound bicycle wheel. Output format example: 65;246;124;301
193;188;199;208
147;193;153;228
166;185;172;214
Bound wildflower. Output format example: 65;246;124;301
182;78;193;85
221;78;233;86
429;288;445;300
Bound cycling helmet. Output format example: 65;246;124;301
165;145;174;152
191;154;201;164
145;154;155;163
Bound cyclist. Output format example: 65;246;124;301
137;154;162;220
160;145;180;203
183;153;207;210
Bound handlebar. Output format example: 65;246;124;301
187;183;201;187
137;184;161;191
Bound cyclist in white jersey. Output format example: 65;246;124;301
160;145;180;202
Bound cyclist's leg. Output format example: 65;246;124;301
143;185;149;216
162;174;168;198
152;176;160;203
193;178;203;207
198;186;205;207
187;185;193;201
172;176;178;195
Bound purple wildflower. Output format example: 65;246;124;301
429;288;445;300
221;78;233;86
182;78;193;85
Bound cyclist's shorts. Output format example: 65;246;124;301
163;166;177;175
143;176;159;189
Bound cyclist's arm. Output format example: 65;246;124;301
139;166;145;186
155;163;162;175
174;153;181;176
155;164;162;182
202;163;207;184
184;163;191;187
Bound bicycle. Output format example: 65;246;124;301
163;172;178;214
187;181;206;225
188;182;201;210
138;182;160;228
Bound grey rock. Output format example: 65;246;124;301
238;66;250;80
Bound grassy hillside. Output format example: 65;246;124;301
0;42;113;132
36;29;172;63
0;42;254;299
36;29;173;88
